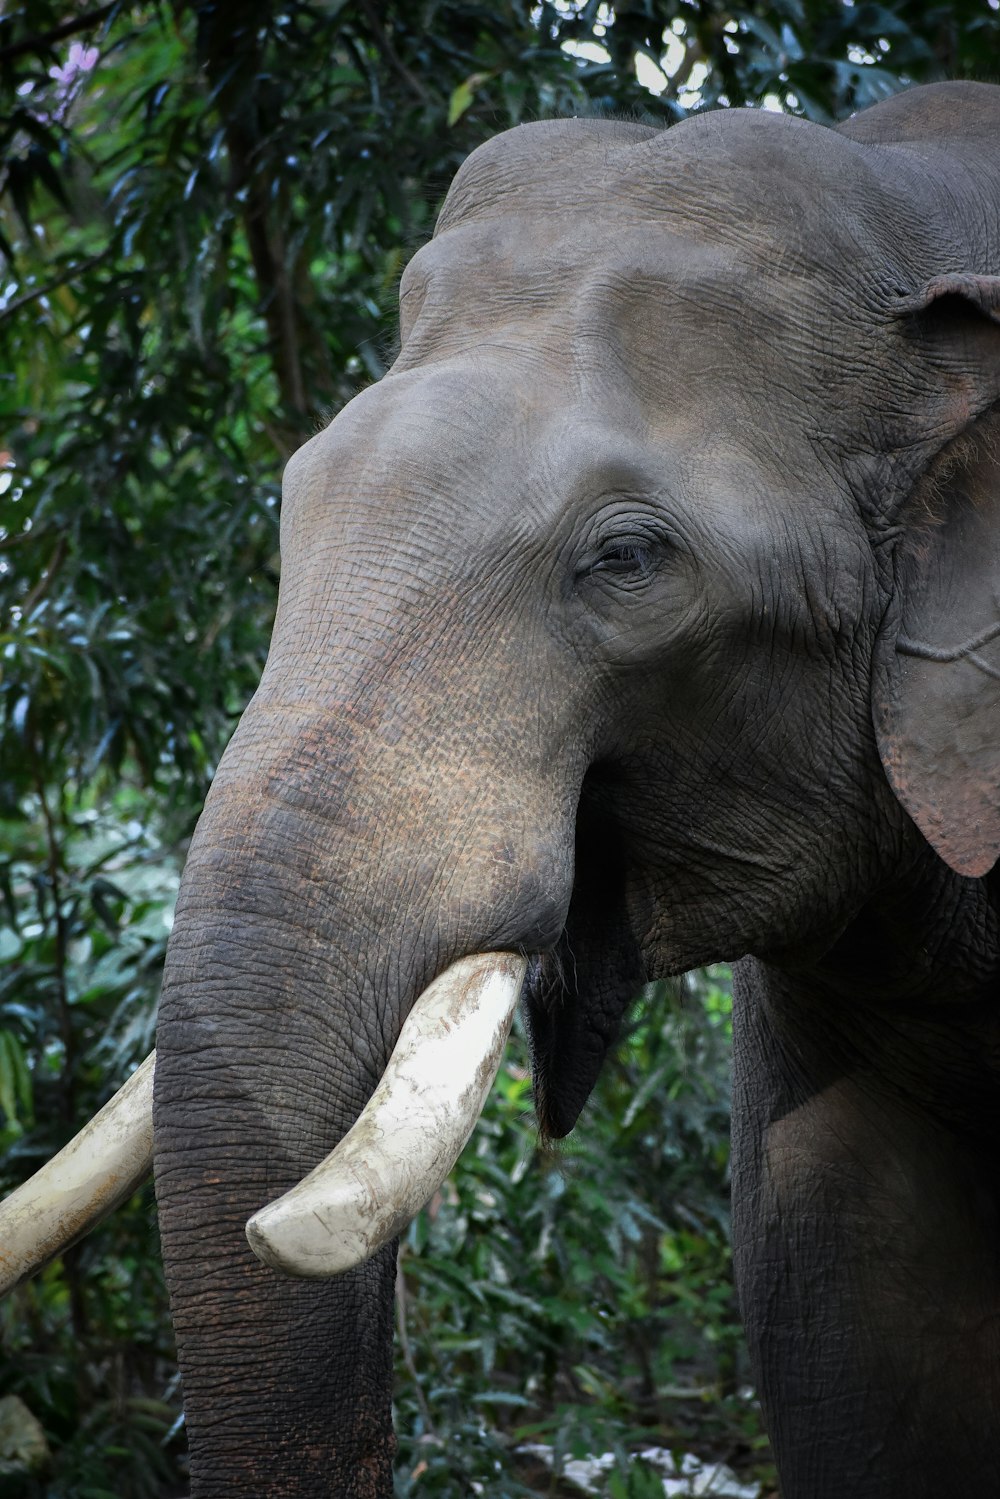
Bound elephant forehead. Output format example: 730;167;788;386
412;110;903;405
284;308;837;573
437;108;885;269
281;361;660;553
405;215;753;328
281;356;829;595
396;220;805;402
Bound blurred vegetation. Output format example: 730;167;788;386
391;970;757;1498
1;0;997;1493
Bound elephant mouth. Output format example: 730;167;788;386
522;905;646;1141
523;775;649;1139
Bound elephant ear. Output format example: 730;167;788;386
875;274;1000;878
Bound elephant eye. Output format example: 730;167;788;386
593;541;654;575
581;536;662;587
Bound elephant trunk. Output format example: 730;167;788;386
149;719;558;1497
154;877;400;1497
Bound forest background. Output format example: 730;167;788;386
0;2;997;1495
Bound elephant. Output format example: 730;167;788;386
2;77;1000;1499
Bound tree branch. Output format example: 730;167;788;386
21;533;68;615
0;2;118;66
0;254;106;321
395;1258;437;1439
358;0;431;104
665;39;706;102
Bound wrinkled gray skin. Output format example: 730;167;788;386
154;82;1000;1497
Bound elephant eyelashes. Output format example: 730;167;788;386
580;538;663;588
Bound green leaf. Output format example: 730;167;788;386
448;72;492;126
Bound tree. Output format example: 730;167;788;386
1;2;997;1491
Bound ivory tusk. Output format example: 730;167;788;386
0;1051;155;1298
245;951;526;1278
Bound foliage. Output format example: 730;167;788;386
1;0;997;1492
393;969;767;1496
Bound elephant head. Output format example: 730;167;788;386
4;81;1000;1497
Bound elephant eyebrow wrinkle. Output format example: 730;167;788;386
897;618;1000;679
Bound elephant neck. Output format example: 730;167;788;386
776;850;1000;1011
739;856;1000;1151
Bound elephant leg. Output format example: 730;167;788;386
730;961;1000;1499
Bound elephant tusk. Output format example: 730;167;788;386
244;951;526;1278
0;1051;155;1298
